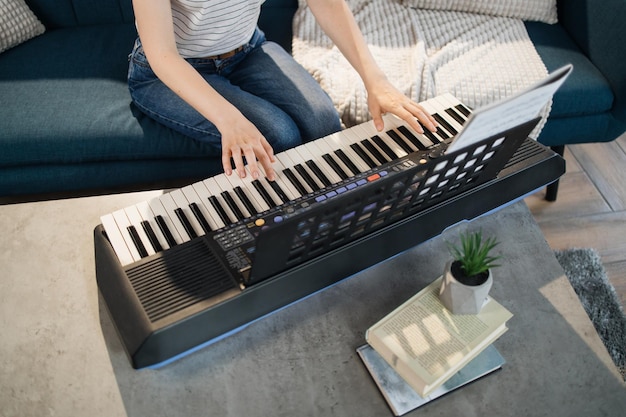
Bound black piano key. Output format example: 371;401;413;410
127;225;149;258
208;196;233;226
361;139;388;164
221;191;246;221
268;181;290;204
386;129;417;153
305;160;332;187
334;149;361;175
434;126;450;140
417;123;441;144
455;103;471;117
433;113;457;136
189;202;213;233
294;164;321;192
234;186;259;215
446;107;468;125
350;143;377;169
155;215;177;247
174;208;198;239
322;154;349;180
371;135;399;160
141;220;163;252
283;168;308;196
396;126;429;151
252;179;278;207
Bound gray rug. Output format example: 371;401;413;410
554;248;626;381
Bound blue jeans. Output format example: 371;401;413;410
128;28;342;157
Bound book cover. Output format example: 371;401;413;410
365;276;512;397
357;343;505;416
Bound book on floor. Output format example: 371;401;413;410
364;276;513;398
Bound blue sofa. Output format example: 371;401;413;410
1;0;624;201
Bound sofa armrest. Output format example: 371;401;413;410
558;0;626;135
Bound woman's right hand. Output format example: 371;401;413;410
218;112;277;181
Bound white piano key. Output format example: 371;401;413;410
136;200;170;251
222;171;266;214
324;131;369;173
203;177;238;224
268;158;300;201
191;182;227;229
303;141;343;184
341;128;381;169
111;209;143;263
169;188;205;237
181;185;220;232
100;213;135;266
310;137;353;179
148;195;184;245
429;97;465;133
290;145;330;188
247;166;283;207
276;152;314;195
124;205;156;256
214;174;251;219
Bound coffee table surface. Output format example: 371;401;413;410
1;192;624;417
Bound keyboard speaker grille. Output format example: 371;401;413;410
125;239;237;322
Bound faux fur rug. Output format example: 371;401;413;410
554;248;626;381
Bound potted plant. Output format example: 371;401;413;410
439;229;501;314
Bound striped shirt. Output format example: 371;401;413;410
171;0;264;58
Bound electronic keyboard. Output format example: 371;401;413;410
94;94;565;368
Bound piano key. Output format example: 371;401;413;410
159;192;194;242
437;94;471;125
214;175;250;220
292;144;332;187
397;125;432;149
127;225;149;258
303;141;343;185
323;131;370;173
268;158;300;201
428;98;463;135
111;209;143;263
252;178;278;207
310;138;352;180
371;134;399;160
100;213;135;266
124;205;156;256
136;200;170;251
277;152;314;195
187;183;226;230
360;138;389;164
141;220;163;252
226;168;271;213
319;137;361;176
419;102;453;140
287;148;324;191
169;189;204;238
155;215;178;248
203;178;237;225
189;202;213;234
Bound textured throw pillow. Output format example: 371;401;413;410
401;0;558;24
0;0;45;53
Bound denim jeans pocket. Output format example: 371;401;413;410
128;41;158;89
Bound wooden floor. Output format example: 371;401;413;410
524;132;626;311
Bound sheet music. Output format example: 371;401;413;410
446;64;573;153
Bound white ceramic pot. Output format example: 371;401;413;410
439;260;493;314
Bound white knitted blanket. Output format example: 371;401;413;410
292;0;550;137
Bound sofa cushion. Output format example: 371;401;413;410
25;0;134;28
0;24;221;170
0;0;45;53
525;21;614;119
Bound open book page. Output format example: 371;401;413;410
447;64;573;153
366;276;513;396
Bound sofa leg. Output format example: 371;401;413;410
545;145;565;202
